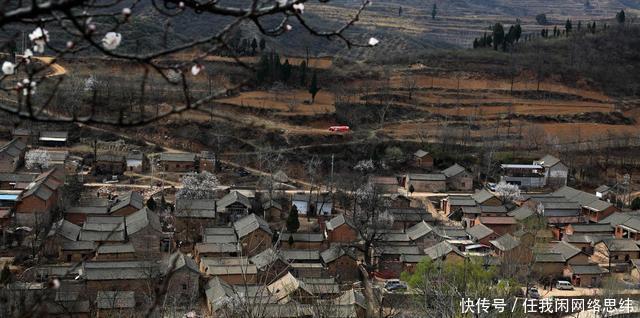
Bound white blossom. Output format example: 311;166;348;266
122;7;132;16
293;3;304;13
368;37;379;46
66;41;75;49
23;49;33;59
29;27;49;53
285;24;293;31
25;149;51;171
84;75;98;92
2;61;15;75
191;64;203;76
88;24;96;32
353;159;375;172
178;1;185;8
495;182;521;203
102;32;122;50
176;171;220;200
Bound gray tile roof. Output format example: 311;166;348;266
442;163;467;178
80;216;125;242
97;243;135;254
424;241;464;260
621;218;640;232
125;207;162;236
62;241;96;251
325;214;354;231
550;241;582;260
535;253;566;263
0;138;26;158
508;206;535;221
387;208;435;223
471;189;496;204
466;224;494;240
280;232;324;242
233;213;272;238
414;150;429;158
201;257;257;275
570;223;613;233
490;234;520;252
195;243;239;254
536;154;562;168
434;226;469;239
406;221;434;240
479;205;508;214
601;239;640;252
217;191;251;212
569;264;608;275
379;245;422;256
409;173;446;181
552;186;612;212
599;212;640;227
176;198;216;218
110;192;144;213
163;251;199;274
448;196;478;207
51;219;81;241
250;248;288;270
83;261;159;280
159;152;195;162
281;250;321;261
96;291;135;309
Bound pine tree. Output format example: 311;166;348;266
282;59;292;82
431;3;437;20
514;24;522;42
398;6;402;16
473;38;479;49
146;197;157;211
492;23;504;50
299;61;307;86
309;72;319;103
616;10;625;24
577;21;582;32
0;264;10;284
409;184;415;196
259;38;266;51
288;235;294;246
286;205;300;233
565;19;572;35
251;38;258;55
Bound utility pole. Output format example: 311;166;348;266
330;154;334;192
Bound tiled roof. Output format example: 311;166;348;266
466;224;494;240
442;163;467;178
159;152;195;162
233;213;272;238
490;234;520;252
424;241;464;260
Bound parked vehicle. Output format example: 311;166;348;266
328;125;350;132
528;287;540;299
384;279;407;292
555;280;574;290
486;182;497;191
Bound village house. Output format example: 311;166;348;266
12;128;34;145
161;252;201;305
110;191;145;216
563;264;608;288
508;205;535;222
614;217;640;240
200;256;257;284
250;247;290;282
500;163;547;189
403;173;446;192
82;260;160;304
60;241;96;262
369;176;399;193
46;289;91;318
216;190;251;224
64;197;111;225
489;234;532;266
95;243;136;261
321;245;359;282
159;152;196;172
412;149;433;169
94;154;126;175
279;232;325;250
79;216;126;243
96;291;136;316
233;213;273;256
301;277;341;298
389;194;412;208
0;138;27;173
14;168;64;226
291;193;333;216
268;272;315;304
534;154;569;187
125;207;166;258
473;216;517;236
44;219;82;259
198;151;216;173
0;173;37;190
471;189;502;206
125;151;145;173
323;289;367;318
263;199;284;222
387;207;435;230
175;198;217;235
533;253;566;279
423;241;465;263
478;205;509;217
565;223;614;237
466;223;497;246
38;131;68;147
592;239;640;272
441;195;477;218
204;277;278;316
552;186;617;223
281;250;324;278
442;163;473;191
549;241;591;265
194;227;239;263
325;214;358;244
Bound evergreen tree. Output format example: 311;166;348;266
256;53;269;84
146;197;157;211
259;38;266;51
282;59;292;82
473;38;479;48
591;22;597;34
0;264;10;284
632;197;640;210
577;21;582;31
299;61;307;86
309;71;320;103
616;10;625;24
398;6;402;16
251;38;258;55
409;184;415;196
492;23;504;50
514;23;522;42
565;19;572;35
553;26;558;37
286;205;300;233
431;3;437;20
288;235;294;246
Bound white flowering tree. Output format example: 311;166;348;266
495;181;522;204
176;171;220;201
353;159;375;173
0;0;379;126
24;149;51;172
345;181;393;267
